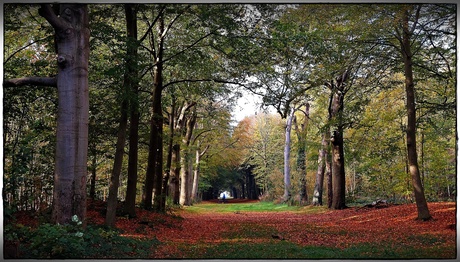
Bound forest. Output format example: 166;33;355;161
2;3;456;259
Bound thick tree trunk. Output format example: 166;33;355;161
124;3;139;218
312;132;328;206
179;109;197;206
38;4;90;225
283;108;295;203
401;8;431;220
327;70;348;210
331;129;346;209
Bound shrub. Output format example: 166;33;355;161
18;215;159;258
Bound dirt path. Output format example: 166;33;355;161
149;202;456;258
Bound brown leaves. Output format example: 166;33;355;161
13;200;456;258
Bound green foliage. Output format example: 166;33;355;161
16;215;159;258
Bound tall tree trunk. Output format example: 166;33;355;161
283;108;295;203
144;11;165;212
89;153;97;200
106;4;140;225
327;70;348;210
312;131;328;206
38;4;90;225
331;128;346;209
400;7;431;220
124;3;139;218
105;98;128;227
192;144;209;203
294;103;310;205
170;101;194;205
171;144;181;205
163;97;176;211
179;109;197;206
326;136;332;209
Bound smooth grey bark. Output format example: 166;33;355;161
191;143;209;203
3;77;57;87
294;103;310;205
283;107;295;203
312;132;328;206
179;107;197;206
38;4;90;225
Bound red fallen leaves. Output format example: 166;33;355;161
11;200;456;259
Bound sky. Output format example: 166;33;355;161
231;89;263;123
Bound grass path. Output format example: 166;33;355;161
148;201;456;259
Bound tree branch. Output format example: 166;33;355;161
38;4;68;31
3;76;57;87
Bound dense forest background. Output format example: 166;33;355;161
3;4;456;223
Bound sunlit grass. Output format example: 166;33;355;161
182;201;329;214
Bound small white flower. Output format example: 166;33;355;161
75;232;84;238
72;215;79;223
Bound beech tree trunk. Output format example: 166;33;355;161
192;143;209;203
400;7;431;220
294;103;310;205
163;96;176;211
124;3;140;218
105;98;128;227
327;70;349;210
171;144;181;205
312;132;328;206
106;4;140;225
283;108;295;203
37;4;90;225
144;10;165;212
326;133;333;209
179;108;197;206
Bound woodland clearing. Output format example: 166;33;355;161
10;200;456;259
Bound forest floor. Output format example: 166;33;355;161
13;200;456;259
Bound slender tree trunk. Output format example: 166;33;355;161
312;132;328;206
283;108;295;203
105;98;128;227
171;144;181;205
401;7;431;220
294;103;310;205
192;144;209;203
163;97;176;211
144;11;165;212
326;143;332;208
89;153;97;200
38;4;90;225
124;3;139;218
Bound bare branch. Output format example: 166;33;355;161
3;76;57;87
